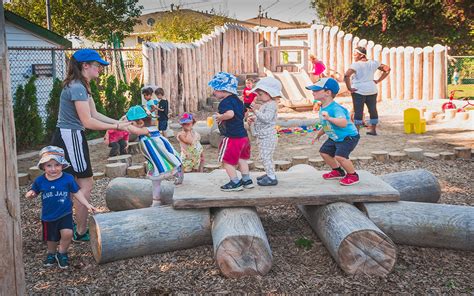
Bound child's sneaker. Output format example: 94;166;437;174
340;173;360;186
257;176;278;186
43;253;57;267
56;253;69;269
242;179;254;189
73;229;90;242
256;174;267;181
220;180;243;192
322;169;346;180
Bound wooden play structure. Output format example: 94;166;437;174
404;108;427;134
95;166;474;278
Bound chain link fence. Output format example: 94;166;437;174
447;55;474;99
8;47;143;120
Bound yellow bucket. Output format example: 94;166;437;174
207;116;214;128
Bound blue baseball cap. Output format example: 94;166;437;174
306;78;340;94
73;49;109;66
126;105;148;121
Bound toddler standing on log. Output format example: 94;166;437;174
247;77;281;186
124;106;182;206
26;146;97;269
208;72;253;192
307;78;361;186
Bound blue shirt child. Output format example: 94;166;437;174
31;173;80;222
319;101;359;142
218;94;247;138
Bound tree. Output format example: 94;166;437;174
152;10;228;43
129;77;143;107
4;0;143;43
44;78;62;140
311;0;473;55
102;74;129;119
13;76;44;149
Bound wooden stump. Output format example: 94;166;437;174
434;114;445;121
127;142;140;155
247;160;255;170
105;178;175;211
308;158;325;168
107;154;132;167
274;160;291;171
423;152;440;160
287;164;314;173
358;201;474;251
127;165;145;178
388;152;408;162
292;156;309;166
380;169;441;203
298;202;396;276
371;151;389;162
357;156;373;164
89;206;212;264
439;151;455;160
454;147;471;160
18;173;29;186
105;163;127;178
204;163;221;172
403;148;424;160
212;207;272;278
444;109;456;120
255;163;265;171
349;156;358;165
93;172;105;180
28;166;42;180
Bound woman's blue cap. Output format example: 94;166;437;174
73;49;109;66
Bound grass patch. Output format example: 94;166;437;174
447;84;474;99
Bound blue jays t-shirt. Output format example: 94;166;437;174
31;173;80;221
218;94;247;138
319;101;359;142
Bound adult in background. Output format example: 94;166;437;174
344;47;390;135
52;49;130;241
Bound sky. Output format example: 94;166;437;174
138;0;317;23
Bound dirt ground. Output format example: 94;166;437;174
17;101;474;294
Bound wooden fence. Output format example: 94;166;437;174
142;24;259;114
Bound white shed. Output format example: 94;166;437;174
5;10;71;119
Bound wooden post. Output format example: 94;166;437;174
413;47;423;100
373;44;382;101
343;33;353;72
322;26;330;75
403;46;414;100
395;46;405;100
142;43;153;85
316;25;324;60
309;24;318;57
422;46;433;101
329;26;338;73
366;40;374;60
0;4;26;293
336;31;345;76
381;47;391;100
358;38;367;48
389;47;397;101
433;44;447;100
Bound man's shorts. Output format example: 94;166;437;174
319;134;360;159
42;213;74;242
218;137;251;165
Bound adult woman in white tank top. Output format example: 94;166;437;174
344;47;390;135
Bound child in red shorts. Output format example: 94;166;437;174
208;72;254;192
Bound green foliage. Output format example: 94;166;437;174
310;0;473;55
5;0;143;43
152;10;228;42
129;77;143;107
90;79;105;115
295;237;314;250
13;76;44;150
44;78;62;141
102;75;129;119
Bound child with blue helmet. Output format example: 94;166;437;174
124;106;182;206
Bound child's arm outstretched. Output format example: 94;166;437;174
321;111;348;128
73;190;97;213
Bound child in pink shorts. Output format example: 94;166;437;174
208;72;254;192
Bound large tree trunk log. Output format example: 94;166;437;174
105;178;175;211
90;206;212;264
380;169;440;203
298;202;396;276
212;207;272;278
358;201;474;251
0;5;25;294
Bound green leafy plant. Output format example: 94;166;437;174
13;76;44;150
295;237;314;250
102;74;129;119
44;78;62;141
129;77;143;107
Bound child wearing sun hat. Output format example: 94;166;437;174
177;113;204;173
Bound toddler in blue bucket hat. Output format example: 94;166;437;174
208;72;253;192
26;146;97;269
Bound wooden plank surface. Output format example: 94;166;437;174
172;170;400;208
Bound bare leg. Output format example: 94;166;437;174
237;159;249;175
222;162;238;179
75;177;93;235
320;152;339;169
46;241;58;254
335;156;356;174
58;229;73;254
152;179;162;206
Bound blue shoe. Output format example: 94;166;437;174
257;175;278;186
220;180;243;192
43;253;56;267
241;178;255;189
56;253;69;269
256;174;267;181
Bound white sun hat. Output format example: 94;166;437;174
250;77;282;98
